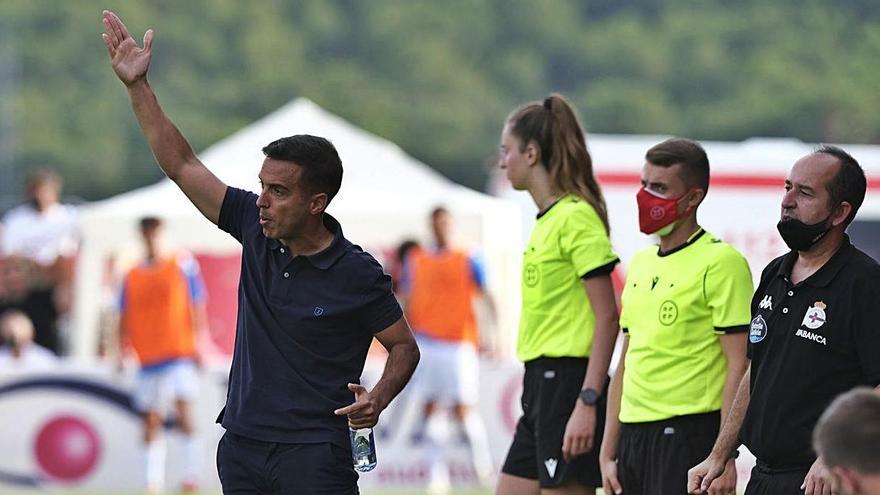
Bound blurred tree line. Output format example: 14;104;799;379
0;0;878;202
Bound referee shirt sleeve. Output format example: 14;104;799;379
559;203;619;279
705;247;753;335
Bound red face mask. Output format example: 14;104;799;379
637;187;694;235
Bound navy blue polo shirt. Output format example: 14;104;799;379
216;187;403;448
742;237;880;469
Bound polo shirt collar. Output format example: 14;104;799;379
776;235;854;287
268;213;347;270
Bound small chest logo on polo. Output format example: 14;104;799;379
759;295;773;310
314;307;324;317
658;300;678;325
524;263;540;288
750;315;768;343
801;301;827;330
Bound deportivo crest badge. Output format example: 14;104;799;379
802;301;827;330
749;314;768;343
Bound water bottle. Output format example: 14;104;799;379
350;427;377;472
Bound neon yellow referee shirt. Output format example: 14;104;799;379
619;229;752;423
517;195;619;362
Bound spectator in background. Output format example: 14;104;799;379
401;206;496;492
813;388;880;495
0;309;58;372
0;168;79;354
118;217;208;494
391;238;420;294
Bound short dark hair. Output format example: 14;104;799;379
813;388;880;474
815;145;865;226
26;168;62;190
645;138;710;192
262;135;343;203
139;216;162;231
430;206;448;219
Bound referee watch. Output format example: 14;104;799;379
578;388;600;406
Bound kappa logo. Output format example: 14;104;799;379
750;315;768;343
802;301;827;330
759;295;773;310
544;458;558;479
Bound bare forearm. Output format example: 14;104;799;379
711;365;750;459
600;355;624;459
127;80;198;181
720;360;747;426
583;315;617;391
371;342;419;412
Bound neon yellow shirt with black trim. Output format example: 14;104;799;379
517;195;619;362
618;230;752;423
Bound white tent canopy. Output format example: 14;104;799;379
71;98;522;358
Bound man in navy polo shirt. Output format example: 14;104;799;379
688;146;880;495
102;11;420;494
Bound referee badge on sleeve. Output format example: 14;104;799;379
749;315;768;343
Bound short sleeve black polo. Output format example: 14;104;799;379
215;187;403;448
741;237;880;469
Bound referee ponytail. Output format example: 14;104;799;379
507;93;609;233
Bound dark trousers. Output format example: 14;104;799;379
216;432;358;495
744;463;810;495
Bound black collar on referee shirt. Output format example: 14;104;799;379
657;228;706;257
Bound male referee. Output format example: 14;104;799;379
102;11;419;494
599;139;752;495
689;146;880;495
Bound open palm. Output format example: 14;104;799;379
101;10;153;87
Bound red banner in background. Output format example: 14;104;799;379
194;254;241;358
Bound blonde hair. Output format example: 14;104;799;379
507;93;609;233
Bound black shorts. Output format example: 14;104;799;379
744;463;810;495
501;357;607;488
217;431;358;494
617;411;719;495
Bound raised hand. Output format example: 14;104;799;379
101;10;153;86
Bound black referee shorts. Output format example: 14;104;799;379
617;411;719;495
744;462;810;495
501;357;607;488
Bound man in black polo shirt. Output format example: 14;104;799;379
102;11;420;494
688;145;880;495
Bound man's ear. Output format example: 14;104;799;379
831;465;859;494
680;188;705;213
309;193;329;215
831;201;853;228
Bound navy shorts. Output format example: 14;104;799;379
216;431;358;494
501;357;607;488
